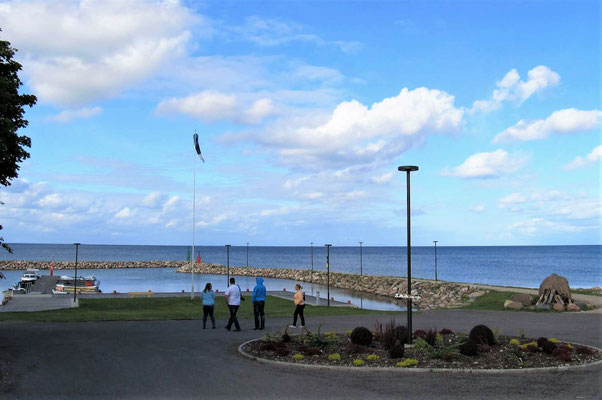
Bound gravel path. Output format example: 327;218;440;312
0;309;600;399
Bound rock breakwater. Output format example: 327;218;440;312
176;262;487;310
0;260;186;270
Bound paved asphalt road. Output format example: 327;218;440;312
0;310;600;399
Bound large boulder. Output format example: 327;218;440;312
510;293;534;306
539;274;572;302
504;300;524;310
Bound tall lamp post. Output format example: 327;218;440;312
359;241;363;276
246;242;249;267
73;243;80;303
191;132;205;301
398;165;418;345
310;242;314;283
433;240;438;281
225;245;231;287
325;244;332;307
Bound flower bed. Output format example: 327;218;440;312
241;322;602;370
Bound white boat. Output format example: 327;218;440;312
20;269;40;282
52;275;101;295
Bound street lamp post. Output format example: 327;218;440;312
246;242;249;267
191;131;205;301
398;165;418;345
359;241;363;276
433;240;438;281
226;245;231;287
325;244;332;307
310;242;314;283
73;243;80;303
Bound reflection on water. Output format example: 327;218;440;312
0;268;405;311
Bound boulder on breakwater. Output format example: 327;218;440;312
0;260;186;270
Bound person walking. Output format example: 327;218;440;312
289;284;305;328
252;276;267;330
201;282;216;329
224;277;242;331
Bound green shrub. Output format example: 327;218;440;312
413;337;430;350
328;353;341;361
366;354;379;361
469;325;496;346
388;341;405;359
350;327;373;346
353;359;365;366
509;338;520;346
542;341;557;354
292;353;304;360
435;333;444;346
396;358;419;367
549;338;559;343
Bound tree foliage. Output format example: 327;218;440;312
0;30;37;252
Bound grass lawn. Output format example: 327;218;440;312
0;295;403;322
460;290;522;311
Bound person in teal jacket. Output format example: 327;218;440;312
201;282;216;329
252;276;267;330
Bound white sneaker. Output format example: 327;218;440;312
288;325;296;328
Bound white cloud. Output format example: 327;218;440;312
156;91;275;124
493;108;601;143
114;207;133;219
371;172;394;184
234;87;463;170
442;149;528;179
471;65;560;113
0;0;199;106
563;145;602;170
509;218;595;235
46;106;102;122
233;16;362;54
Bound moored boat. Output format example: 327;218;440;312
52;275;101;295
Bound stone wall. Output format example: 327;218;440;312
177;262;487;310
0;260;185;270
0;260;487;310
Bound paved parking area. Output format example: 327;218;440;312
0;310;600;399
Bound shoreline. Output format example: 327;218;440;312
2;260;599;310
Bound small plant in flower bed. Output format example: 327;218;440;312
292;353;304;360
397;358;419;368
243;324;602;369
353;359;365;366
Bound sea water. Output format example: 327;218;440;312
1;244;600;289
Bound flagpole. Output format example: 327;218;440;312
191;144;196;301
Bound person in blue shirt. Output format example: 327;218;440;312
201;282;216;329
252;276;267;330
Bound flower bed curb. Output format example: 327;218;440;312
238;339;602;374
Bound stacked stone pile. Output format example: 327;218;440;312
0;260;186;270
177;262;486;310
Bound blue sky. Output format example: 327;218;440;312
0;0;600;246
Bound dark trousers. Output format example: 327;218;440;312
253;301;265;329
202;305;215;328
226;305;241;330
293;304;305;326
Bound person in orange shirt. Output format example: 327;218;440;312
289;284;305;328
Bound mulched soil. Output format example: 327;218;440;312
242;329;602;370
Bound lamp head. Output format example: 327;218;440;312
398;165;419;172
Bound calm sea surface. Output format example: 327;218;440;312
1;244;600;289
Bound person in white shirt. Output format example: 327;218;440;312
224;277;242;331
